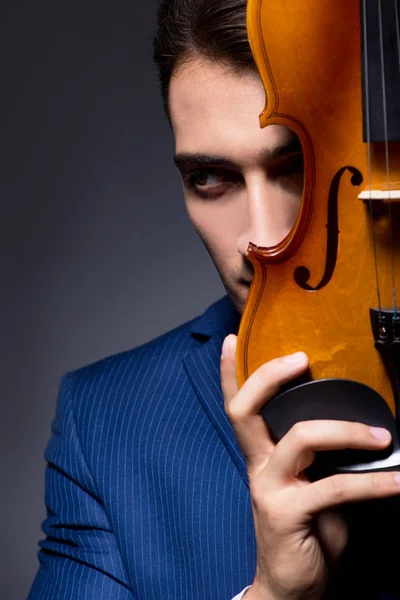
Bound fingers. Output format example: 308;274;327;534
302;469;400;515
221;335;309;468
264;419;400;514
315;510;348;562
220;335;239;402
266;420;393;484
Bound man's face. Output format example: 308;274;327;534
169;57;303;314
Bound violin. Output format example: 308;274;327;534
237;0;400;479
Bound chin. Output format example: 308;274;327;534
225;285;249;316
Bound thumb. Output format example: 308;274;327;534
220;334;239;404
315;510;348;564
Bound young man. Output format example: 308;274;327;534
28;0;400;598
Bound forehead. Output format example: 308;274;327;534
169;57;294;157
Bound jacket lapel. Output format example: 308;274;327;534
183;297;249;487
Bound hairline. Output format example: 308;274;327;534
165;51;258;125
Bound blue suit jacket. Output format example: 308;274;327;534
28;296;257;599
28;295;399;599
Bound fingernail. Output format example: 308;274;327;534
394;474;400;485
283;352;306;365
370;426;391;441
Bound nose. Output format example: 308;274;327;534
237;175;298;258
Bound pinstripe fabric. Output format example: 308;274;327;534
27;294;400;599
28;296;257;600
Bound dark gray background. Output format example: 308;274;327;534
1;2;224;598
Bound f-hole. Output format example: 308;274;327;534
294;166;363;291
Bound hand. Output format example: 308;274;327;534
221;334;400;600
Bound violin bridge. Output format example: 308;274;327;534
358;190;400;201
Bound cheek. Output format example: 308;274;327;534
184;199;242;266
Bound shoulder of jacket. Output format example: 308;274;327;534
62;295;234;392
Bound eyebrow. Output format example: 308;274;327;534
174;138;302;171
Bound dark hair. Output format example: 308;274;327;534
152;0;255;117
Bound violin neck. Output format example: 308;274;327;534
361;0;400;143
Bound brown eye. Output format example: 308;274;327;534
194;172;209;186
189;171;221;187
182;168;243;199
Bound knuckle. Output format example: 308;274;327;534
225;400;246;423
289;421;311;446
349;421;368;439
252;363;270;388
369;472;387;493
351;421;378;444
327;475;346;502
253;360;281;388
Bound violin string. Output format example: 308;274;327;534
364;0;382;310
393;0;400;315
378;0;396;314
395;0;400;314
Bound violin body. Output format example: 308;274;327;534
237;0;400;471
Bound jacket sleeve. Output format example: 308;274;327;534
27;373;135;600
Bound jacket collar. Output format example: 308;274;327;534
187;295;241;338
183;296;249;487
